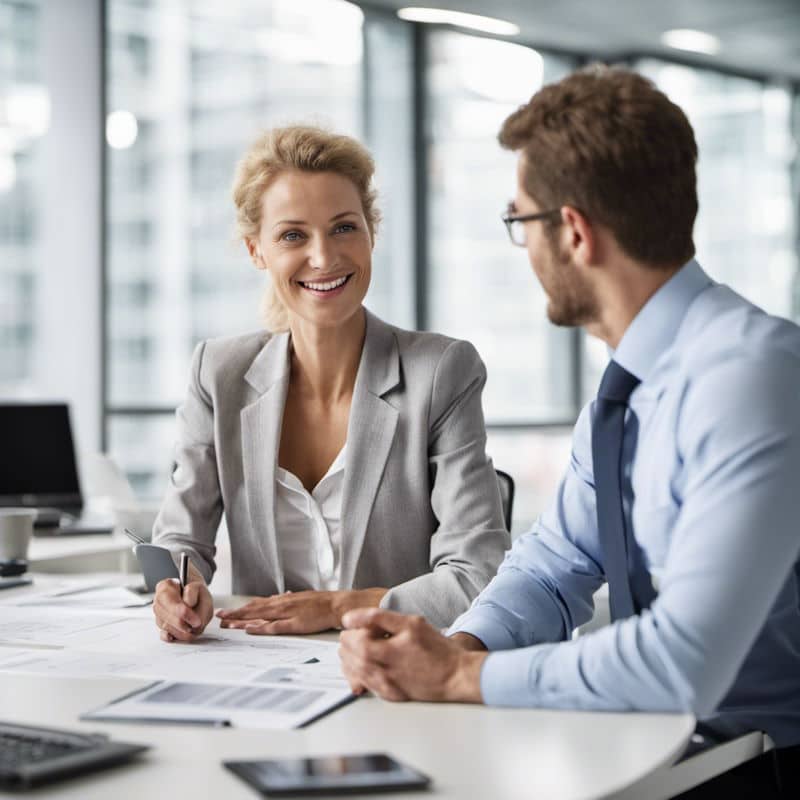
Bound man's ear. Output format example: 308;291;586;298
245;237;266;270
561;206;599;267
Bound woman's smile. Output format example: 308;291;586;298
295;272;354;297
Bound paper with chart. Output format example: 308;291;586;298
82;676;353;730
0;605;351;728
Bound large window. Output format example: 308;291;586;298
640;60;797;319
106;0;413;497
0;0;45;394
582;60;800;400
423;32;577;531
98;5;800;533
426;31;576;424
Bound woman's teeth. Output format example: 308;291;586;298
299;275;350;292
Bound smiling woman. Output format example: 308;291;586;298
149;126;510;644
249;169;373;334
234;127;381;334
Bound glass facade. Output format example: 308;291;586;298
425;31;577;424
108;413;176;499
0;0;46;393
486;427;572;534
2;1;789;517
107;0;365;412
105;0;415;496
582;60;800;400
640;60;798;319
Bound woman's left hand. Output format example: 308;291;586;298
216;588;387;635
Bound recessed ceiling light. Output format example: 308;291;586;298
660;28;720;56
397;7;520;36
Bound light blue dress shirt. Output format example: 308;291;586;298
450;260;800;747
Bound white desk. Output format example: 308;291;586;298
0;583;697;800
28;532;137;574
0;673;694;800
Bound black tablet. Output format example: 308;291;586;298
224;753;431;796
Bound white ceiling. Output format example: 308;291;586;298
364;0;800;82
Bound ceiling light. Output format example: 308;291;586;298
449;37;544;103
106;110;138;150
397;7;519;36
255;0;363;66
660;28;720;56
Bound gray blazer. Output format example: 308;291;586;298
153;309;509;628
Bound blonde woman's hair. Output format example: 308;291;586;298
232;125;381;332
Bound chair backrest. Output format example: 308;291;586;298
495;469;515;532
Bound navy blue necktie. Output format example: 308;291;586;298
592;360;656;620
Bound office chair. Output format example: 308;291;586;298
495;469;515;532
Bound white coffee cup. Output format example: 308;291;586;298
0;509;37;562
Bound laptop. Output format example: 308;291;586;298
0;403;113;535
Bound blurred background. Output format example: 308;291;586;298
1;0;798;535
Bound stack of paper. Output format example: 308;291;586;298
0;603;353;729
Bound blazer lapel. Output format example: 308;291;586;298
339;311;400;589
241;332;291;593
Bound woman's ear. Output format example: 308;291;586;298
246;237;266;270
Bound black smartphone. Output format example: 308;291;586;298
224;753;431;796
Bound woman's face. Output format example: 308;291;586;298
249;170;373;330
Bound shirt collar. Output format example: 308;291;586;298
611;259;713;382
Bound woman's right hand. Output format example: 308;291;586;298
153;579;214;643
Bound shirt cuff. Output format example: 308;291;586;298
447;607;518;652
479;645;553;707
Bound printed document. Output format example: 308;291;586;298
0;605;351;728
83;677;353;730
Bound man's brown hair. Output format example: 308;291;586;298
499;65;698;267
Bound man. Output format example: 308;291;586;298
339;66;800;796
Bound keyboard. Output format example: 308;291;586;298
0;721;148;790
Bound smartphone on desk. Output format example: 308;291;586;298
224;753;431;796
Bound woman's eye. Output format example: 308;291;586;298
281;230;304;242
334;222;356;234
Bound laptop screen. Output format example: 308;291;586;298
0;403;82;509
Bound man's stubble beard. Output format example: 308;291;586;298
543;238;600;328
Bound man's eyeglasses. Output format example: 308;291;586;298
501;208;561;247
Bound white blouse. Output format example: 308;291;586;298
274;445;346;592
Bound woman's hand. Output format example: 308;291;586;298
153;579;214;643
216;588;387;635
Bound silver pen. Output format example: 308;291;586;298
123;527;146;545
179;551;189;591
